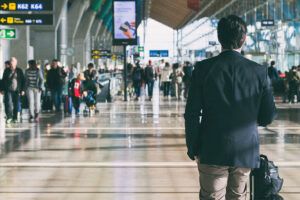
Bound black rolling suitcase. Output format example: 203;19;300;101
42;90;53;111
250;155;283;200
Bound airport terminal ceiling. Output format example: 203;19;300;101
147;0;265;29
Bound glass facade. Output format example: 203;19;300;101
181;0;300;71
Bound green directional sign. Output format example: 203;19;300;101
138;46;144;52
0;29;16;39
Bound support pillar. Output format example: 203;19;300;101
74;9;97;66
67;0;89;65
10;26;30;69
59;2;68;66
31;29;57;62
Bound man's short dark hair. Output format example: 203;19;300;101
88;63;94;68
5;60;10;65
271;61;275;66
217;15;247;50
28;60;37;67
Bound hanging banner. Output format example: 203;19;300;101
113;0;137;46
187;0;200;11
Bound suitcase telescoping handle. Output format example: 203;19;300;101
250;171;254;200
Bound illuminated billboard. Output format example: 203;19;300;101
113;0;137;46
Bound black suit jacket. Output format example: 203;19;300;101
184;50;276;168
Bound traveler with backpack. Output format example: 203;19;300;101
132;61;144;100
185;15;276;200
144;60;155;101
46;59;67;112
174;65;184;100
183;61;193;99
84;63;97;81
287;66;300;103
68;73;86;115
25;60;44;122
161;62;172;98
2;57;25;124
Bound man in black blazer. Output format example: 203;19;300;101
185;15;276;200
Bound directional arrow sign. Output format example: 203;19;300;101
0;18;6;23
0;0;53;11
0;29;16;39
1;3;8;10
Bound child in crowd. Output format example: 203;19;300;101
68;73;85;115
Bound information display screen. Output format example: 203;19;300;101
113;0;137;46
0;0;53;11
0;14;53;25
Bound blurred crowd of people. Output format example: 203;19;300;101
0;57;103;124
3;55;298;124
268;61;300;103
127;59;193;101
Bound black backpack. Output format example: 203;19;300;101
250;155;284;200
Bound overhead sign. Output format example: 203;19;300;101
149;50;169;57
0;28;16;39
138;46;144;52
91;49;111;59
261;19;275;27
0;0;53;11
113;0;137;46
0;14;53;25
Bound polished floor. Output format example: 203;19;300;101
0;91;300;200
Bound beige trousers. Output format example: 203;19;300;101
198;163;251;200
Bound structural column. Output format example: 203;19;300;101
31;29;56;62
90;18;103;50
59;1;68;67
67;0;89;65
74;9;97;67
10;26;30;69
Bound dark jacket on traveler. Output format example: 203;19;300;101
84;69;97;81
183;64;193;82
132;66;144;82
46;67;67;90
144;66;154;82
2;67;25;92
185;50;276;169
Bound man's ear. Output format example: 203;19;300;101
240;34;246;47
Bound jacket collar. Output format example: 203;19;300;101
219;49;242;57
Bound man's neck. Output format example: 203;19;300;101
222;48;242;53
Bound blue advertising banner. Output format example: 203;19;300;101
149;50;169;57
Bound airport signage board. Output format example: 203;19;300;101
0;0;53;12
0;28;16;39
91;49;112;59
0;14;53;25
112;0;137;46
138;46;144;52
261;19;275;27
149;50;169;57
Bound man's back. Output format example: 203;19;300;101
186;50;276;168
185;15;277;200
145;66;154;81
